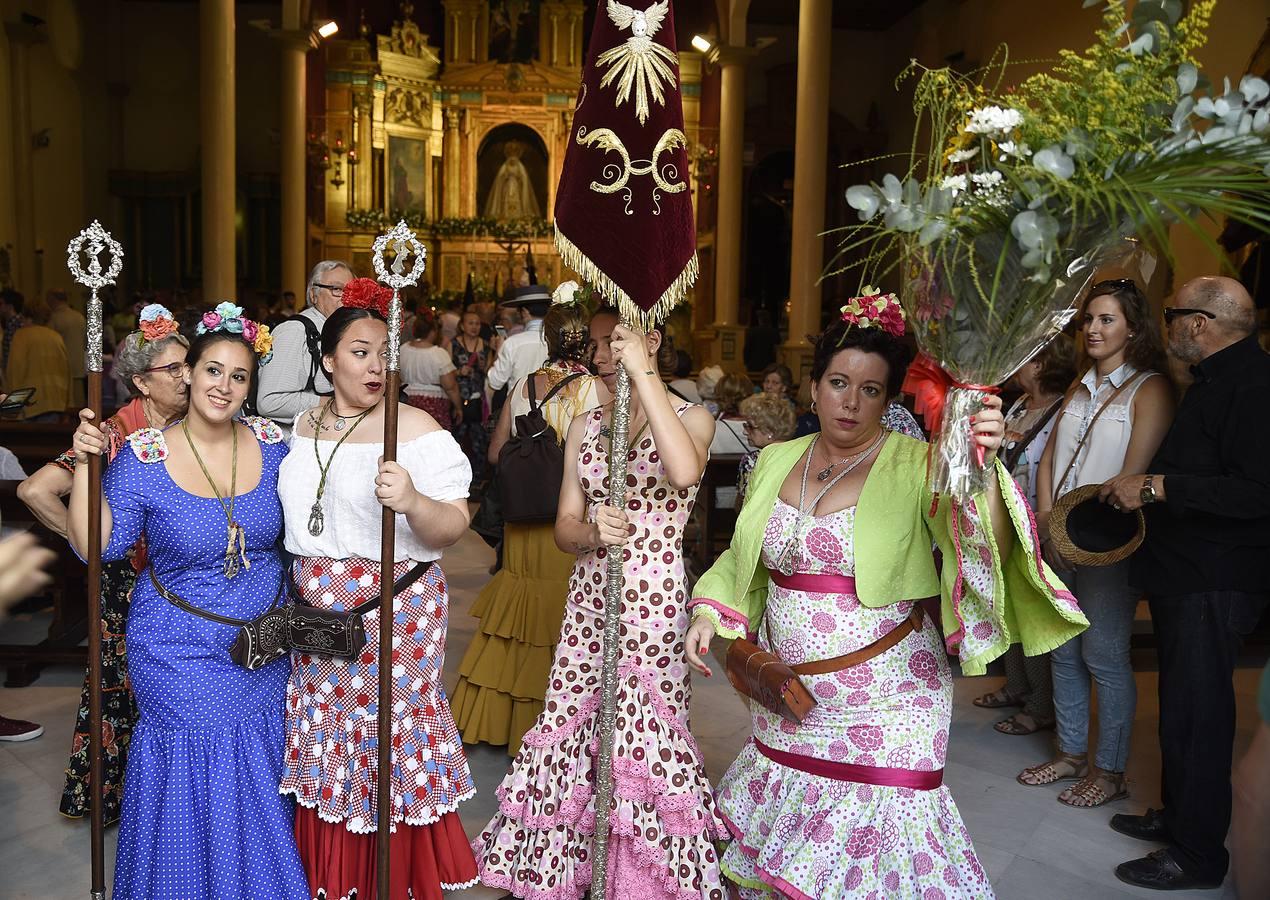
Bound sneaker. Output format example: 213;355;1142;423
0;715;44;742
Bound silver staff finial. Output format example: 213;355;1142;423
371;219;426;290
371;220;426;373
67;220;124;375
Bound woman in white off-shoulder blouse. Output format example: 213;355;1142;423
276;290;480;900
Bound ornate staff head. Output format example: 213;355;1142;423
67;220;124;374
371;219;426;371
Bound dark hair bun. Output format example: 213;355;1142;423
810;320;913;399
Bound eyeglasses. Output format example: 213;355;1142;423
1162;306;1217;325
314;282;346;297
143;362;185;378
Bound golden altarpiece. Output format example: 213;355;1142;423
312;1;704;310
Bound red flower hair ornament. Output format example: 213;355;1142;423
340;277;395;318
840;288;906;338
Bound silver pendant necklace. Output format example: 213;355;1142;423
774;431;886;576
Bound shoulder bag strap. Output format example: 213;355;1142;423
151;568;284;627
1002;397;1062;473
1051;371;1146;503
537;371;585;410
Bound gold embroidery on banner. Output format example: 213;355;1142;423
576;126;687;215
597;1;678;126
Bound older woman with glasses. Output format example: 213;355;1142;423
16;304;189;824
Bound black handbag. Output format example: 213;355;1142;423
285;559;435;658
149;568;289;671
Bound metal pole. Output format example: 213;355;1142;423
67;221;123;900
588;342;634;900
371;222;426;900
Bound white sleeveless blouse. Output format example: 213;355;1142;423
1049;362;1156;498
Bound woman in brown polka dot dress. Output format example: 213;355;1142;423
472;308;729;899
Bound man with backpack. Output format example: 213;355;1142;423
257;259;351;433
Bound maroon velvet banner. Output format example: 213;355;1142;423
553;0;697;329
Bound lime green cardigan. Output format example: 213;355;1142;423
690;433;1087;676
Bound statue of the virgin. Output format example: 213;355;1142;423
484;139;541;220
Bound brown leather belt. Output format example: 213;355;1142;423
789;605;926;676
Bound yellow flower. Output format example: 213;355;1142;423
253;323;273;357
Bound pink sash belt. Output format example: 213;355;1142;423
768;569;857;594
755;739;944;790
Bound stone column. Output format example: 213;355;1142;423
780;0;833;380
442;106;462;216
278;1;307;309
5;22;45;296
710;44;750;367
200;0;236;300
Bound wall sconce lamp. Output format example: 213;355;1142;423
317;20;339;39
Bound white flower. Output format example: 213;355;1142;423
551;280;581;305
940;174;968;197
971;170;1005;190
1033;145;1075;180
998;140;1031;159
1240;74;1270;106
948;148;979;163
845;184;881;221
965;105;1024;137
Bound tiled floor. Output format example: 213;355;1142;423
0;528;1258;899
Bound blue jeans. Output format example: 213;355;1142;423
1050;561;1139;771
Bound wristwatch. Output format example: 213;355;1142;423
1140;475;1157;505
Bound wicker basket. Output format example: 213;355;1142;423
1048;483;1145;568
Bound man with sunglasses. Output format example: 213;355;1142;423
1099;275;1270;891
256;259;351;434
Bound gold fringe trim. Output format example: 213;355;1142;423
554;224;698;331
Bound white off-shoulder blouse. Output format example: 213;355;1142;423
279;424;471;563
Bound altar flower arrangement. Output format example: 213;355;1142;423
834;0;1270;501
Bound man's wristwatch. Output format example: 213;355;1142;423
1140;475;1157;505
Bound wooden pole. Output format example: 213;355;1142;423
67;220;122;900
371;222;426;900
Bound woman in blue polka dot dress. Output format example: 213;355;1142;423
68;307;309;900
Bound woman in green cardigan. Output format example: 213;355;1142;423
685;299;1086;900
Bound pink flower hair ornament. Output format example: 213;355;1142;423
839;287;906;338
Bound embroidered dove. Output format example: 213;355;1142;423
597;0;678;126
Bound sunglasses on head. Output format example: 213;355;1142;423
1162;306;1217;325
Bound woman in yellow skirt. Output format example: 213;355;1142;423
453;291;606;753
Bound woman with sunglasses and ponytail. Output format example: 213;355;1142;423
277;278;479;900
67;304;308;899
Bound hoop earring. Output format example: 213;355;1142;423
810;399;817;414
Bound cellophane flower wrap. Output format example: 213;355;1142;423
835;0;1270;502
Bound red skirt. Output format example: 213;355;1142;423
295;805;478;900
405;393;451;430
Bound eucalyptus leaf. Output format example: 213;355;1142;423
1177;63;1197;95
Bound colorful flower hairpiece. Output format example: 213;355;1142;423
840;287;906;338
196;301;274;365
341;277;394;318
137;303;179;345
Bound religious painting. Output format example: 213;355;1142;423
387;134;427;214
489;0;539;64
477;123;548;221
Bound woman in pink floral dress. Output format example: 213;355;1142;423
472;309;727;899
687;299;1086;900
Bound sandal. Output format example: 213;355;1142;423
994;712;1056;736
1017;752;1088;786
1059;770;1128;808
973;687;1025;709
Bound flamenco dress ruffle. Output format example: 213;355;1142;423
452;521;573;754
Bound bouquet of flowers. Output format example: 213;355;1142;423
834;0;1270;501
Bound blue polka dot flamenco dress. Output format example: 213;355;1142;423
95;419;308;899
